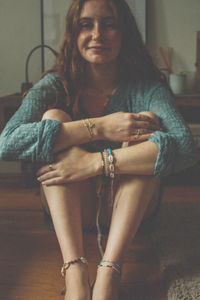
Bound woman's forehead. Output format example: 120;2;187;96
79;0;118;19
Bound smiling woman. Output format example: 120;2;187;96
43;0;146;70
77;1;122;65
0;0;198;300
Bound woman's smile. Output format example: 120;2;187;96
88;45;109;53
77;0;122;65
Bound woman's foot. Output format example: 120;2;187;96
64;263;91;300
92;264;121;300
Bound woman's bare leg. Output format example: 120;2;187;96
41;109;96;300
92;175;160;300
42;181;95;300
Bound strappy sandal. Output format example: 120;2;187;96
60;256;89;296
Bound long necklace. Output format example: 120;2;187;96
85;87;117;108
103;88;117;107
73;86;117;118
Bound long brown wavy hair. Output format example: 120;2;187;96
48;0;165;108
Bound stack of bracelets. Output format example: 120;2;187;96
101;148;115;179
82;119;115;206
101;148;115;206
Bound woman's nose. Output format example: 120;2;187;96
92;24;103;40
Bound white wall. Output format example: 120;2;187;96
43;0;146;69
147;0;200;90
1;0;200;96
0;0;41;97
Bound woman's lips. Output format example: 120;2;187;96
88;46;108;52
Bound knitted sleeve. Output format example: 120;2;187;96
148;84;198;177
0;74;64;162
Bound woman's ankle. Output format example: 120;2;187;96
65;263;89;283
93;266;120;300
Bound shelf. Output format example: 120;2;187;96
175;93;200;107
0;94;22;132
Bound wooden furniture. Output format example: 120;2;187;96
0;93;36;187
1;92;199;126
195;31;200;92
1;92;199;125
175;93;200;125
175;92;200;107
165;92;200;185
0;93;22;132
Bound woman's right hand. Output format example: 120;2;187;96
96;111;160;143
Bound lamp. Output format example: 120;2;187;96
21;44;58;95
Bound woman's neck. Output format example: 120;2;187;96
86;62;119;91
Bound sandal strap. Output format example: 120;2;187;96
61;256;88;277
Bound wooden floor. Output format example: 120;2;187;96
0;180;200;300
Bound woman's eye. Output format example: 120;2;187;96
105;23;116;28
102;22;118;30
79;23;93;29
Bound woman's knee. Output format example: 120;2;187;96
119;174;160;188
116;174;161;216
42;109;72;122
41;179;96;229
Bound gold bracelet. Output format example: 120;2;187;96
82;119;95;140
100;152;105;175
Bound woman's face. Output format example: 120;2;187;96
77;0;122;66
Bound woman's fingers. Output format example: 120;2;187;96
134;120;159;130
129;133;154;143
40;177;65;186
37;168;67;185
132;113;157;123
37;170;58;182
132;127;155;136
37;164;56;177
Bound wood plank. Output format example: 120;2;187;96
3;185;197;299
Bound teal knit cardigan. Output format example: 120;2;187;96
0;73;198;177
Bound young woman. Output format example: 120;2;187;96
0;0;198;299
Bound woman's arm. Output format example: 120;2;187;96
37;111;160;185
53;111;158;153
37;83;199;185
0;74;63;162
37;111;158;185
114;140;158;175
0;73;158;162
37;110;159;185
37;140;158;185
147;84;198;176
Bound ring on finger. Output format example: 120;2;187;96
136;129;141;136
48;164;54;171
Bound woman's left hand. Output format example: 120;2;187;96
37;146;101;186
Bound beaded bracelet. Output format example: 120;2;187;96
101;148;115;179
98;262;121;275
98;259;121;276
101;148;115;206
102;149;110;177
61;257;88;277
107;148;115;179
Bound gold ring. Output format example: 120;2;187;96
48;164;54;170
136;129;140;136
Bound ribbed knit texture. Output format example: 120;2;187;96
0;73;198;176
